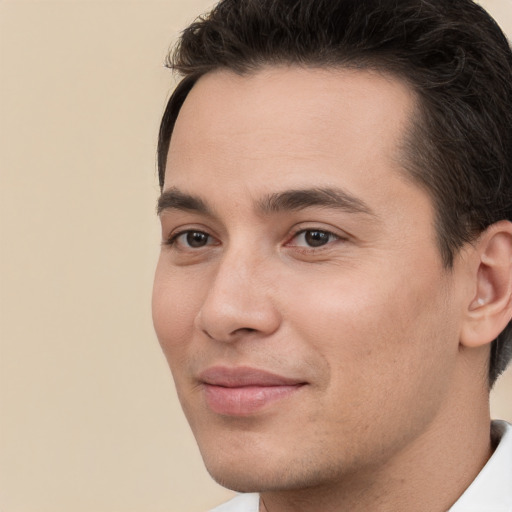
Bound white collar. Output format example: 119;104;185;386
449;420;512;512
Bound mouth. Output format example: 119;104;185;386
198;366;307;416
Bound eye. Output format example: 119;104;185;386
168;230;216;249
289;229;339;248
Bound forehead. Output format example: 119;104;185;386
165;66;417;202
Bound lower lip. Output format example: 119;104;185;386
203;384;303;416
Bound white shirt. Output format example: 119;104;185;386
209;493;259;512
449;420;512;512
209;421;512;512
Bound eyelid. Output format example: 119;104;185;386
285;223;348;244
163;226;220;249
287;229;337;248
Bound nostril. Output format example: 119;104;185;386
232;327;258;336
201;327;216;340
202;326;258;342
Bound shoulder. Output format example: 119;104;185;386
208;493;260;512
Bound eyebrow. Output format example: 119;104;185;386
157;186;375;217
257;187;375;216
157;188;212;216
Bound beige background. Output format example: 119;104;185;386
1;1;511;511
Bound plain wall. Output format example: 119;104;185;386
1;1;511;511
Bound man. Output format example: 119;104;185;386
152;0;512;510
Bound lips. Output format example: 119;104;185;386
199;366;306;416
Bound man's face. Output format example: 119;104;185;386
152;67;467;492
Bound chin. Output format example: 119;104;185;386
199;445;261;490
200;446;289;492
206;465;299;494
199;441;338;494
208;470;264;493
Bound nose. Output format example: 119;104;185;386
194;248;281;342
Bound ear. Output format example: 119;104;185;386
460;220;512;348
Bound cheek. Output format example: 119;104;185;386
152;259;201;364
279;265;458;465
285;259;457;399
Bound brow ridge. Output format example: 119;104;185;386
257;187;374;216
157;187;212;216
157;186;374;218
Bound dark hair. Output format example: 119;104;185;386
157;0;512;385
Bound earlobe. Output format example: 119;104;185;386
460;220;512;348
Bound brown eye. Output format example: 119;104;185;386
304;230;331;247
286;228;340;250
185;231;210;248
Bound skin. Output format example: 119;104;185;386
152;67;501;512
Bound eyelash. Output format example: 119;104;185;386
165;230;217;249
287;229;340;250
164;227;342;251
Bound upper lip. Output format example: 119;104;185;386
199;366;305;387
